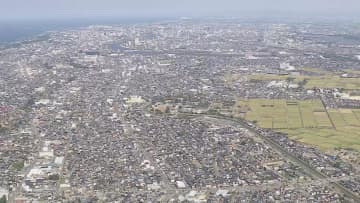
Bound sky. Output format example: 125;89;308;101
1;0;360;20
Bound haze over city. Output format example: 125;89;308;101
1;0;360;203
1;0;360;20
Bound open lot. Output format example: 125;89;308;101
233;99;360;151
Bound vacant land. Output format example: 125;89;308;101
233;99;360;151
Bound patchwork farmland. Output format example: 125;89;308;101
233;99;360;151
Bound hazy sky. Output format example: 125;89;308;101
1;0;360;20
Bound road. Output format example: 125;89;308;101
181;112;360;202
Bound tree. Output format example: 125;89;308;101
286;77;295;83
0;195;6;203
12;160;24;171
48;174;60;181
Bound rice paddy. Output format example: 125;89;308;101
233;99;360;151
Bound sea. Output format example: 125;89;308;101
0;17;176;46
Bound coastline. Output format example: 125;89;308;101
0;17;178;49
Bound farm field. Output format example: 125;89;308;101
233;99;360;151
304;76;360;90
248;74;360;90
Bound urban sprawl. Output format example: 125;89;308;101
1;20;360;202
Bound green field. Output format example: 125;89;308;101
248;74;360;90
248;74;306;83
233;99;331;129
304;76;360;90
233;99;360;151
